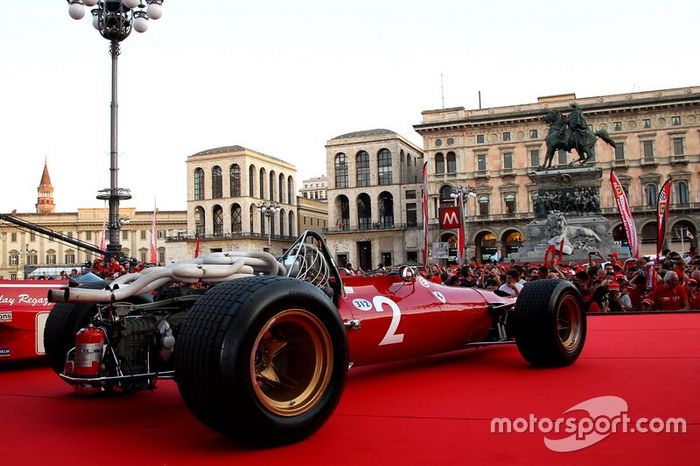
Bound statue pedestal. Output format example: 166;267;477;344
512;166;617;264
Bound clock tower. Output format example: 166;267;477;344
36;160;55;215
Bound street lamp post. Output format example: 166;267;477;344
450;186;476;264
67;0;165;261
257;202;280;247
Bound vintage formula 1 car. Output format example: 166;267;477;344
45;231;586;446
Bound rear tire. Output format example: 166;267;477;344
513;279;586;367
175;276;348;446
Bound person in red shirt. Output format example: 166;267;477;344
686;279;700;310
653;271;688;311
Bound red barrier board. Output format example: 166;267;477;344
0;280;67;362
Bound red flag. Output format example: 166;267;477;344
194;233;201;258
456;192;465;264
610;170;639;258
422;162;430;270
149;204;158;264
656;178;672;261
99;209;107;259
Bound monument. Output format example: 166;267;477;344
512;104;620;263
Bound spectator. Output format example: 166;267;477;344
498;268;523;297
652;271;688;311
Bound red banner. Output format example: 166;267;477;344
656;178;672;260
422;162;430;269
610;170;639;258
149;205;158;264
457;193;465;264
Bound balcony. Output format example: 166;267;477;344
671;153;688;164
474;170;489;179
166;232;298;242
324;222;421;234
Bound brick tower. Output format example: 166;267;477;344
36;160;55;214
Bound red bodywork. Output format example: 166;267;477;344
336;274;512;367
0;280;67;362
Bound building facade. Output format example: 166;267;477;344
297;196;328;235
324;129;424;270
175;145;299;257
300;175;328;201
414;86;700;262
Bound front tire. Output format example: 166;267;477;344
513;279;586;367
175;276;348;446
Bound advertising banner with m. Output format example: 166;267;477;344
656;178;672;261
610;170;639;259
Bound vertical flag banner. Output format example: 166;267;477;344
610;170;639;258
656;177;672;261
456;192;465;264
422;162;430;270
99;203;107;259
149;201;158;264
194;233;201;258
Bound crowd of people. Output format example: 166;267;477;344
345;246;700;312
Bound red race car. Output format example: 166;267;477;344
45;231;585;446
0;280;67;362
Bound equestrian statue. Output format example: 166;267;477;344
540;103;616;170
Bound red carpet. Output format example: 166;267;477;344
1;313;697;466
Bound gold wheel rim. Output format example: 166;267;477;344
250;309;333;417
557;295;582;351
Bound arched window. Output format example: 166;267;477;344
231;204;242;233
357;193;372;230
446;152;457;174
645;183;657;207
356;151;370;187
435;153;445;175
439;185;453;208
504;193;516;214
229;164;241;197
336;195;350;230
407;154;412;167
279;208;286;237
335;153;348;188
195;207;205;236
46;249;57;265
64;250;76;264
249;204;256;233
288;176;294;202
194;168;205;200
279;173;285;204
259;168;266;199
27;250;38;265
479;195;490;216
269;170;276;202
378;148;392;185
248;165;255;197
288;211;295;237
212;166;222;198
8;250;19;266
379;192;394;228
677;181;689;205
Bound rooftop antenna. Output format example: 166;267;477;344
441;73;445;109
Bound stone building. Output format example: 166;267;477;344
297;196;328;234
414;86;700;262
300;175;328;201
0;163;186;279
174;145;299;257
324;129;424;270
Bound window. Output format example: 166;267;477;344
195;207;205;236
230;164;241;197
407;251;418;264
677;182;689;205
46;250;57;265
613;121;622;131
139;249;147;262
9;252;19;266
269;171;276;201
378;192;394;228
643;119;652;129
140;230;147;240
405;190;416;200
476;134;485;144
529;129;538;139
213;205;223;237
672;137;684;156
435;153;445;174
259;168;266;199
231;204;242;233
378;149;393;185
10;232;17;242
356;151;370;186
406;202;417;227
212;166;223;198
645;184;657;207
642;140;655;160
478;195;490;216
158;247;165;264
357;194;372;230
446;152;456;174
502;132;511;142
194;168;205;200
529;149;540;168
614;143;625;161
447;137;455;145
435;139;443;147
476;154;487;172
557;149;568;166
502;152;513;171
278;174;285;204
248;165;255;197
65;252;75;264
439;185;454;207
122;230;128;240
288;176;294;203
27;251;37;265
671;116;681;126
30;232;36;241
335;153;348;188
381;252;392;267
504;193;516;214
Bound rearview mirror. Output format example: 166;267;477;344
399;265;415;282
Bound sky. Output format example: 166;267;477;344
1;0;698;213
